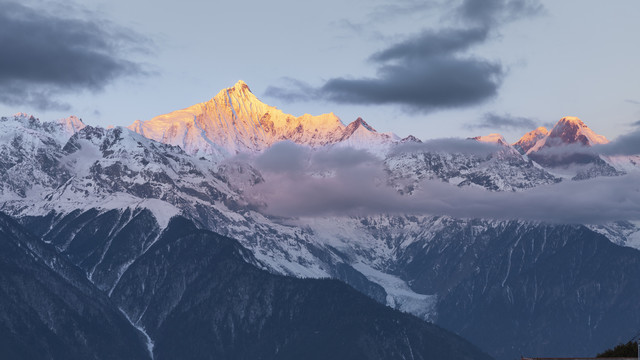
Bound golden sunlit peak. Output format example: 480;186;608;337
558;116;585;126
473;133;507;145
232;80;251;92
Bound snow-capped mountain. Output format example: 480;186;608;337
3;83;640;360
386;133;560;192
513;126;548;154
0;114;85;198
529;116;608;152
128;81;397;160
472;133;510;146
521;116;623;179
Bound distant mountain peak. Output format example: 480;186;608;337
401;135;422;143
513;126;548;154
345;117;377;135
354;117;376;132
524;116;614;170
549;116;608;145
472;133;508;146
58;115;86;135
525;116;608;155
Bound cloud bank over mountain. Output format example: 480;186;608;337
245;140;640;224
0;1;151;110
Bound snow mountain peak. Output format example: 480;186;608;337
556;116;588;128
128;81;396;160
352;117;376;132
548;116;608;146
472;133;508;146
213;79;258;107
58;115;87;135
524;116;609;156
513;126;548;154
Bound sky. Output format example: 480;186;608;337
1;0;639;143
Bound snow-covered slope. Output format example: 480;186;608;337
0;114;85;198
128;81;396;160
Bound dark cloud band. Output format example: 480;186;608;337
467;112;538;130
266;0;543;113
0;1;150;110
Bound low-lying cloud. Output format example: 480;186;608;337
0;1;151;110
242;141;640;224
391;137;501;156
594;129;640;156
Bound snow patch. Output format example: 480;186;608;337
352;262;436;320
119;308;154;359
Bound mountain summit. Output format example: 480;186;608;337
128;81;396;160
523;116;615;171
526;116;608;154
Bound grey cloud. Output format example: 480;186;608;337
246;146;389;217
531;129;640;157
0;85;71;111
456;0;545;27
368;0;438;21
332;19;366;36
369;27;489;62
625;99;640;105
267;0;543;113
311;146;378;169
254;141;310;173
631;120;640;127
594;130;640;156
267;57;504;112
254;142;380;174
468;112;538;130
245;144;640;224
533;143;594;157
0;1;151;110
335;0;437;34
319;57;503;110
263;78;318;102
